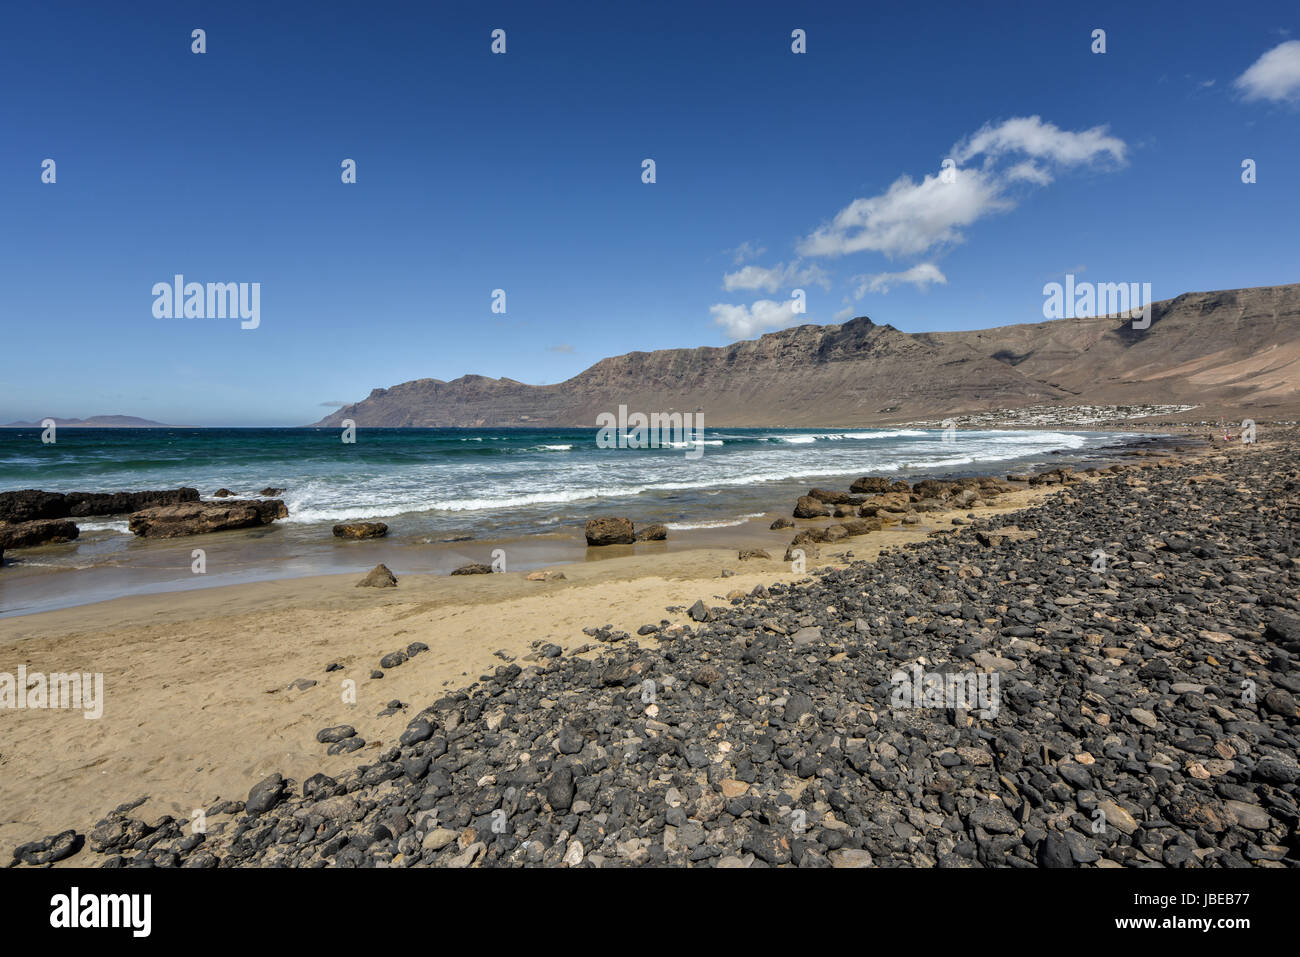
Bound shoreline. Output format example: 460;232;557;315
0;425;1192;619
0;431;1245;864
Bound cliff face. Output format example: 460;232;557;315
313;284;1300;427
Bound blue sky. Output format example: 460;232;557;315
1;0;1297;426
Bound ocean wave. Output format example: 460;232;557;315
664;512;767;530
133;427;1107;525
74;520;131;534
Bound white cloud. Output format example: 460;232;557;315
1234;40;1300;102
728;241;767;265
796;116;1127;261
852;263;948;297
1003;161;1053;185
547;344;574;354
710;299;806;339
953;116;1126;166
833;305;856;322
723;259;830;293
797;168;1009;259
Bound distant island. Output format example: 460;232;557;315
0;415;175;428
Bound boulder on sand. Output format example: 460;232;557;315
0;519;80;549
784;539;820;562
450;563;493;575
806;488;861;505
850;476;891;494
357;563;397;587
526;569;566;581
793;496;830;519
128;500;288;538
585;517;635;546
634;523;668;542
333;522;388;540
911;479;957;499
840;517;882;536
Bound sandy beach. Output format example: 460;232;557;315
0;474;1100;861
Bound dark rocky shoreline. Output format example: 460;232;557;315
11;434;1300;868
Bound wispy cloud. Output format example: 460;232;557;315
547;343;575;354
852;263;947;297
797;116;1126;260
723;259;830;293
728;241;767;265
951;116;1126;167
1234;40;1300;103
320;400;347;407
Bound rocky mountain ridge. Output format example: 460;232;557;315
313;284;1300;428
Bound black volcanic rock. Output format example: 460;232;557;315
0;488;201;523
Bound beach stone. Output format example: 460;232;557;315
129;500;288;538
828;848;873;868
791;627;822;646
793;496;830;519
547;767;575;811
245;774;286;816
0;519;80;549
450;563;493;575
1129;708;1159;730
585;517;635;546
1262;689;1296;716
315;725;356;744
399;718;435;746
333;522;388;539
423;828;458;852
357;564;397;587
967;804;1017;834
738;549;771;560
1037;832;1074;868
1223;801;1271;830
635;523;668;542
850;477;890;494
1097;800;1139;835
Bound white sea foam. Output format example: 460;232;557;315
664;512;767;530
265;428;1109;523
74;520;131;534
